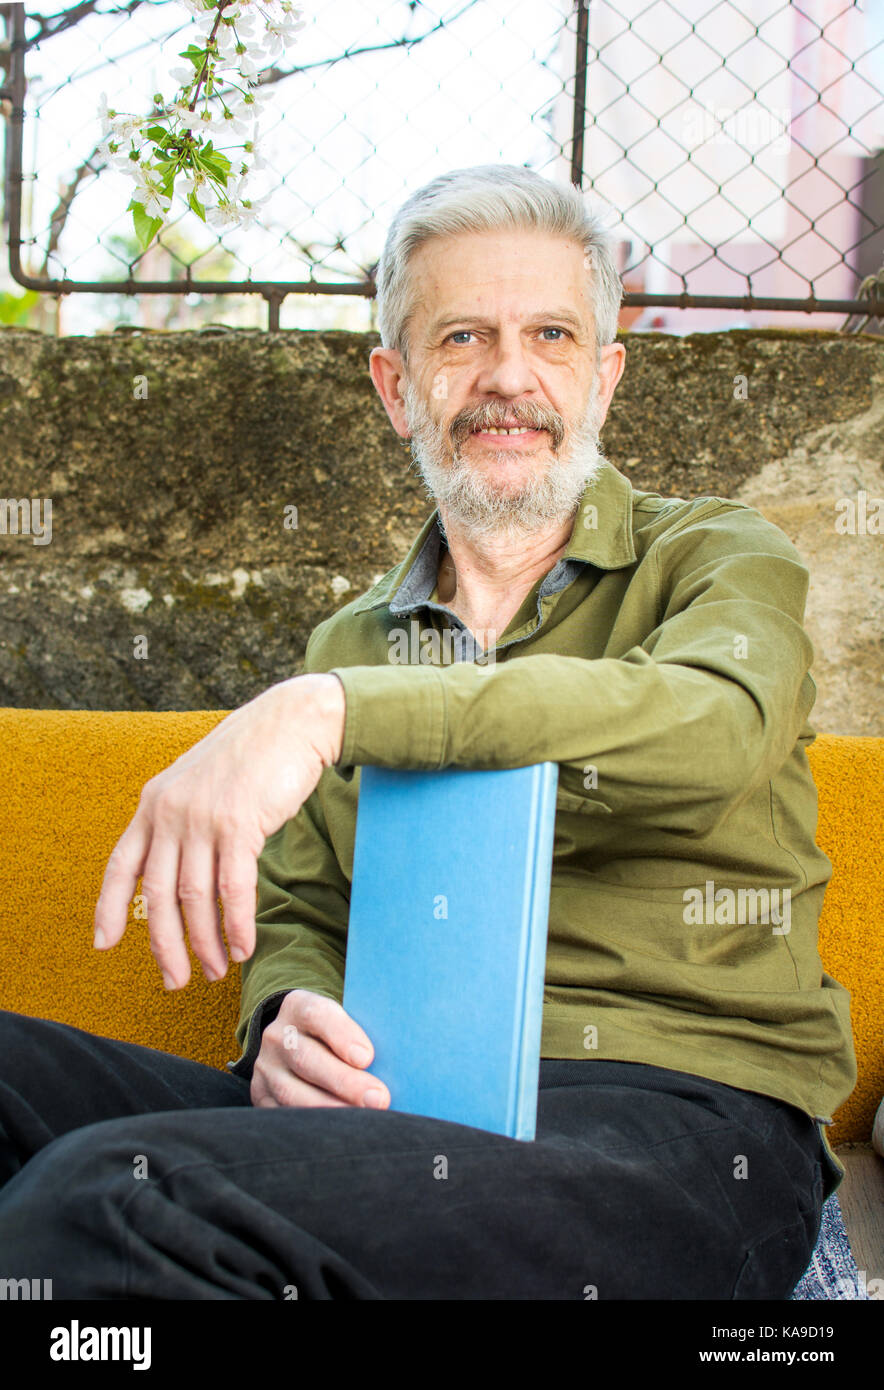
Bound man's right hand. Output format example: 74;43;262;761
250;989;391;1111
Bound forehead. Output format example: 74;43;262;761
409;229;591;331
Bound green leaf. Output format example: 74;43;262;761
129;200;164;252
0;288;39;326
188;191;207;222
145;124;171;143
200;151;232;180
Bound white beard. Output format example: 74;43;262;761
401;375;607;545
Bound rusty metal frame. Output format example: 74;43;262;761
4;1;883;328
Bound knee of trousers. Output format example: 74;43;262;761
0;1115;154;1281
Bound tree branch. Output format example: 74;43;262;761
25;0;157;48
31;0;481;273
254;0;482;89
39;147;105;277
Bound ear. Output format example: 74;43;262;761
593;342;626;431
369;347;410;438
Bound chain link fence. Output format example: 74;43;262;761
2;0;882;332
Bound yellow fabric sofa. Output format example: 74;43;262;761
0;709;881;1147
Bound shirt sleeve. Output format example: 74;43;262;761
330;502;817;838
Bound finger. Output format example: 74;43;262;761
93;815;152;949
273;1023;390;1109
250;1068;271;1108
177;839;228;982
262;1060;356;1110
251;1055;351;1110
140;835;192;989
289;990;376;1069
217;833;261;963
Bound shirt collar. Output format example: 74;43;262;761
351;456;638;616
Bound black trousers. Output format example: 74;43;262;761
0;1008;836;1300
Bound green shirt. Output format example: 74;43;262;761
231;458;856;1148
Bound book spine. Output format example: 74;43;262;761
511;761;559;1140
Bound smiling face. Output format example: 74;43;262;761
369;228;624;541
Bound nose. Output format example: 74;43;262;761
474;326;540;400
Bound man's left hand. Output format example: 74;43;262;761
92;673;346;989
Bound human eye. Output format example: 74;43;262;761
540;326;569;341
447;330;475;345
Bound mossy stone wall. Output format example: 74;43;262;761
0;327;880;734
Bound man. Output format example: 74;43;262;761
0;165;854;1300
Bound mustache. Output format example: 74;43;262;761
449;401;565;450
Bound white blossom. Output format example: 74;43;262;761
98;92;113;136
242;84;275;110
212;30;238;62
229;174;270;224
236;49;266;78
101;0;301;247
191;10;219;38
241;127;268;171
118;155;149;182
206;197;242;229
97;137;140;173
170;100;205;132
237;195;269;229
110;113;146;142
262;13;305;61
179;106;229;135
229;96;260;126
180;166;210;196
204;108;232;135
131;169;172;219
230;11;259;39
180;167;221;208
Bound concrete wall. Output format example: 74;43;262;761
0;326;880;734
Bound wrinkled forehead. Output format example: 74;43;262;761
407;229;594;334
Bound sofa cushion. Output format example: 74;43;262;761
0;710;880;1143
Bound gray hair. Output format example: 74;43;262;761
374;164;623;369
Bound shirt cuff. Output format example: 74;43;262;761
329;663;448;773
226;990;290;1080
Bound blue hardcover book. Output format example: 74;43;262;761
342;762;559;1141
